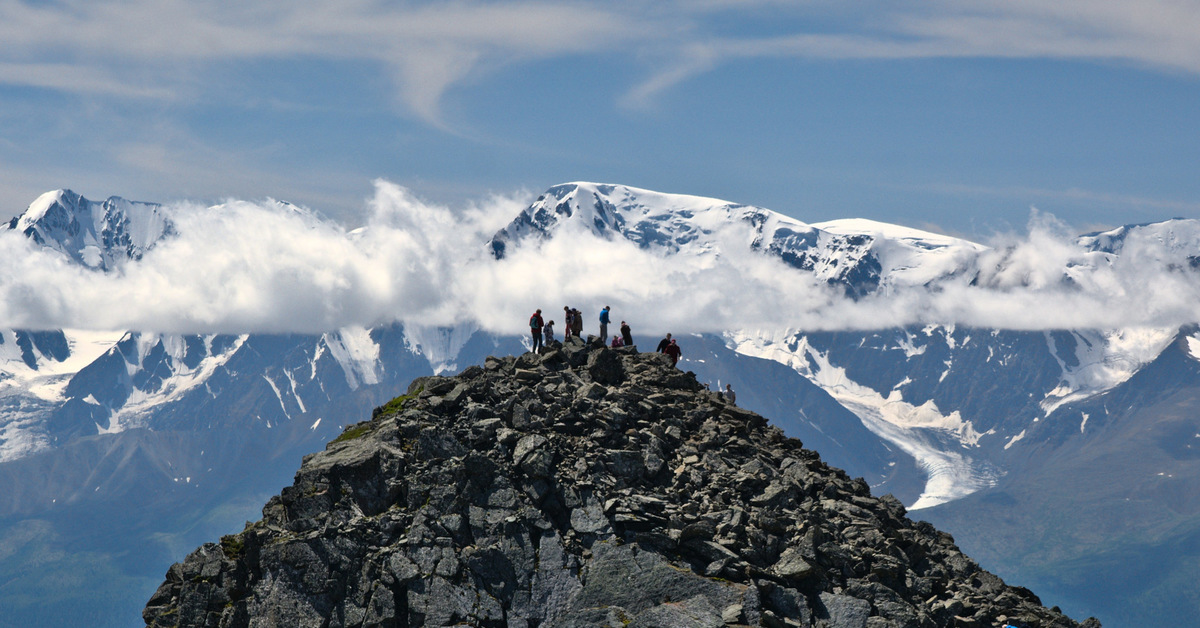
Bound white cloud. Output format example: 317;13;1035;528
4;1;1198;121
628;1;1200;102
0;0;645;125
3;180;1200;336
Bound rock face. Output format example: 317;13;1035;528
144;339;1099;628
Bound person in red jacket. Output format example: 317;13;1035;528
663;338;682;367
529;309;544;352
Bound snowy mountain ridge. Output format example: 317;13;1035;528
489;182;986;296
7;189;174;270
3;183;1200;626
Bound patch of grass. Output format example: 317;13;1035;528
376;385;424;417
333;423;372;444
220;534;244;560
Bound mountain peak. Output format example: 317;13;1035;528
9;188;173;270
144;340;1098;628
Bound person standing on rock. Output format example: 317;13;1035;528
529;309;544;352
544;319;555;344
620;321;633;348
571;308;583;340
656;333;672;353
664;338;682;367
725;384;736;405
563;307;573;339
599;305;611;342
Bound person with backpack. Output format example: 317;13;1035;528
571;307;583;340
620;321;633;348
664;338;682;367
599;306;611;342
529;309;544;352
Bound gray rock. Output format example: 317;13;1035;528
819;592;871;628
144;343;1101;628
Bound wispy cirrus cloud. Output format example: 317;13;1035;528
0;0;646;126
626;0;1200;104
4;1;1198;122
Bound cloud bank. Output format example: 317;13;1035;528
1;181;1198;336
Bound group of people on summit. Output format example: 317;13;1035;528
527;306;635;354
526;306;677;365
526;306;735;402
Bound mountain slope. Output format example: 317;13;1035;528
490;182;981;297
144;341;1099;628
920;327;1200;626
7;189;173;270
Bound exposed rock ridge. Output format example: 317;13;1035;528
144;339;1099;628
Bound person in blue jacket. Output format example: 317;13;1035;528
599;305;611;342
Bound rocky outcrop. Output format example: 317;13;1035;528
144;339;1100;628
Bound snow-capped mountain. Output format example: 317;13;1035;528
2;182;1199;627
6;189;173;270
490;182;983;297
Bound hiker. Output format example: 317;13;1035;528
529;309;544;352
664;338;682;367
725;384;736;405
620;321;633;348
571;307;583;340
611;335;624;348
563;307;573;339
599;305;611;341
656;333;672;353
544;319;555;344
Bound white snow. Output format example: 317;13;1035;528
1187;333;1200;361
15;190;172;270
322;326;381;390
262;374;291;420
404;322;480;375
1041;328;1175;415
101;333;247;433
727;329;996;509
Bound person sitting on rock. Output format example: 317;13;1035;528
611;335;624;348
725;384;736;405
656;332;672;353
664;338;682;367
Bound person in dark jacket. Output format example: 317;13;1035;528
620;321;633;348
663;338;682;367
529;309;544;352
656;333;672;353
563;307;573;339
571;308;583;340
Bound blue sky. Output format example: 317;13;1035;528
2;0;1199;237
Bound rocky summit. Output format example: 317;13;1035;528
143;339;1099;628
